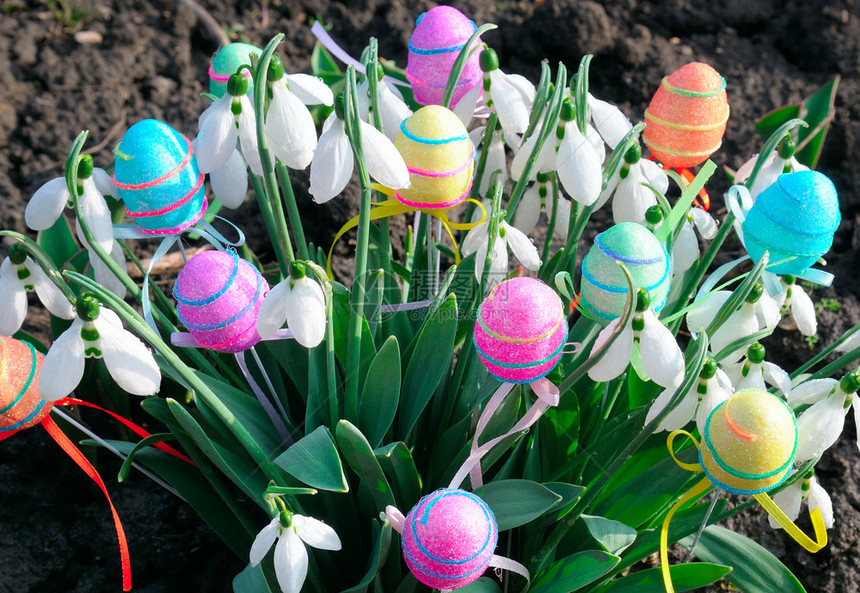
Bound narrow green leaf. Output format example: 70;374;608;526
233;562;275;593
796;75;839;168
582;515;637;556
274;426;348;492
592;563;731;593
399;294;458;437
542;482;586;521
375;442;421;510
37;215;79;269
336;420;396;510
755;105;801;142
458;578;501;593
531;550;621;593
359;336;401;447
474;480;562;531
311;41;342;77
331;281;377;389
679;526;806;593
343;521;392;593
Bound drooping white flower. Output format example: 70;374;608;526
257;264;326;349
556;120;603;206
645;358;732;433
596;144;668;225
480;48;535;141
588;93;633;150
73;219;128;300
461;219;541;288
266;81;319;170
735;150;809;200
197;77;261;175
0;248;75;336
512;175;571;238
774;277;817;336
588;292;685;388
837;327;860;354
38;296;160;401
722;342;791;396
308;112;410;204
671;207;719;275
26;167;116;253
250;514;341;593
769;473;834;530
209;147;249;208
357;78;413;143
283;73;334;107
789;372;860;463
470;125;509;198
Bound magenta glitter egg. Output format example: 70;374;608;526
474;277;567;383
406;6;482;108
402;488;498;589
173;250;268;353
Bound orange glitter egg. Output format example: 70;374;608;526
0;336;51;434
643;62;729;168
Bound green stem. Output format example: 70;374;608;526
275;162;308;261
306;261;339;431
468;113;500;209
541;173;559;264
792;321;860;378
442;23;498;109
0;231;75;302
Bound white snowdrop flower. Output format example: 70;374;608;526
38;295;160;401
837;327;860;354
197;73;261;175
461;219;541;289
671;207;719;275
309;105;410;204
257;262;326;349
722;342;791;396
735;147;809;200
468;125;509;198
357;77;413;143
769;473;834;530
266;80;319;170
283;73;334;108
250;513;341;593
557;120;603;206
512;174;570;238
774;276;817;336
0;245;75;336
588;290;684;388
646;357;732;433
588;93;633;150
26;161;115;254
480;48;535;140
596;144;668;216
790;371;860;463
74;219;128;299
510;117;558;182
209;147;249;208
454;83;483;127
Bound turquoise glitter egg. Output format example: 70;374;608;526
743;171;840;276
209;42;260;98
580;222;671;322
114;119;207;235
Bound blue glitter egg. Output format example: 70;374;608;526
114;119;207;235
743;171;840;276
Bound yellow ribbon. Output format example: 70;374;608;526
660;429;828;593
326;186;487;279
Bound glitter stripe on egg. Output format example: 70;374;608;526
412;491;493;564
405;69;483;90
0;340;37;416
399;120;469;144
473;326;568;369
395;179;473;209
593;232;668;265
178;271;262;332
133;198;208;236
644;139;723;159
113;135;193;190
476;306;564;344
208;64;252;82
173;250;240;307
407;146;475;178
699;447;793;496
644;108;730;131
0;399;46;432
661;75;726;98
126;174;204;218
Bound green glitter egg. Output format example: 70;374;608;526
209;43;261;99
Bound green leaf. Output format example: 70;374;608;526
582;515;637;555
679;526;806;593
457;578;501;593
332;281;376;390
796;75;840;168
542;482;586;521
233;562;275;593
336;420;396;510
273;426;348;492
399;294;458;438
755;105;801;142
343;521;392;593
311;41;342;78
359;336;401;447
592;563;731;593
375;442;421;509
531;550;621;593
474;480;562;531
37;215;79;269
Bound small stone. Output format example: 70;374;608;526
74;30;103;45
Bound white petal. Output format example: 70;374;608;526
454;83;482;127
769;480;803;529
293;515;341;550
714;305;760;356
285;73;334;106
26;260;74;319
554;196;571;238
586;124;606;163
501;222;541;271
79;179;114;253
378;82;413;143
39;320;86;400
250;518;281;566
640;309;684;388
588;318;634;383
96;314;161;396
557;123;602;206
795;396;845;462
360;120;410;190
790;285;817;336
671;222;699;274
286;278;327;348
257;280;292;339
749;157;783;199
510;132;547;182
808;478;834;528
210;148;249;208
612;166;655;225
645;385;676;426
309;116;353;204
238;96;263;176
733;154;761;185
505;73;536;107
686;291;730;333
691;207;718;240
461;221;489;258
472;236;489;285
26;177;68;231
595;166;619;210
512;185;542;235
657;386;698;432
88;242;127;299
196;95;239;174
274;529;308;593
696;378;732;436
489;70;530;135
479;136;508;197
837;329;860;353
737;362;766;392
92;167;119;199
640;159;669;196
0;263;28;336
588;94;632;149
788;378;837;407
756;292;781;329
486;237;509;290
763;361;792;396
266;84;318;170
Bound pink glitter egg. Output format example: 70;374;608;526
173;250;268;353
406;6;482;108
474;277;567;383
402;488;498;589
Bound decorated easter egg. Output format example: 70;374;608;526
0;337;51;436
114;119;207;235
700;389;796;495
209;42;260;99
394;105;475;209
173;250;269;353
643;62;729;169
406;6;482;108
742;170;840;276
402;488;498;589
474;277;567;383
580;222;671;322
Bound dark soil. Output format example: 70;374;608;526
1;1;859;592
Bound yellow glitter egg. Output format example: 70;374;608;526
700;389;796;495
394;105;475;209
0;336;51;436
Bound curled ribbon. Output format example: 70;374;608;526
660;430;828;593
